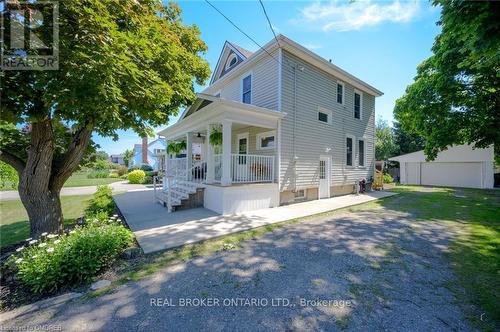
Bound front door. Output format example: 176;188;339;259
318;156;331;199
236;133;249;181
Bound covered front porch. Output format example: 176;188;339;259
158;94;284;186
156;94;284;214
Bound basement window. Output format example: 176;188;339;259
294;189;305;200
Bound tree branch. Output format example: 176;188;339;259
0;150;26;174
50;124;93;191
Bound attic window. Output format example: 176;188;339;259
225;54;238;70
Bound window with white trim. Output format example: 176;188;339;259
346;137;353;166
318;107;332;124
337;82;344;104
358;139;365;167
242;74;252;104
354;91;361;119
318;111;328;123
256;131;275;150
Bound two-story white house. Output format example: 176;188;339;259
157;35;383;214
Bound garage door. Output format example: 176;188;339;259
420;162;482;188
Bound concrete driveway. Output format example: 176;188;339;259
1;197;471;331
115;190;395;253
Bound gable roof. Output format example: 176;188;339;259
210;41;253;84
229;42;253;58
204;34;383;97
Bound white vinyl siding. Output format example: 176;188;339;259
208;49;279;111
279;51;375;190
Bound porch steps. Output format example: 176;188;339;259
158;181;204;212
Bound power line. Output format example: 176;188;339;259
258;0;280;48
204;0;281;65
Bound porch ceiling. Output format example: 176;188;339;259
158;95;285;140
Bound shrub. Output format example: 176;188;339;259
109;172;119;178
117;165;128;176
11;222;133;293
85;185;115;218
0;161;18;189
93;159;113;170
140;163;153;172
87;170;109;179
143;176;153;184
383;173;394;183
119;174;128;180
128;170;145;184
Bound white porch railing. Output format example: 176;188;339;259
159;153;274;201
166;157;187;179
231;154;274;183
188;160;206;183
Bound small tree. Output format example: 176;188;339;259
375;118;396;161
123;149;134;168
0;1;210;237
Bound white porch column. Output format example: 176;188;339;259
186;132;192;180
221;120;232;186
206;124;215;184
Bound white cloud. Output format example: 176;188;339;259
296;0;421;32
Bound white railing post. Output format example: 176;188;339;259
206;124;215;184
186;133;192;181
221;120;232;186
272;156;275;182
166;176;173;213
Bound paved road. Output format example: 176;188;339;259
1;196;472;331
0;181;152;201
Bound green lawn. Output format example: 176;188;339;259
358;186;500;330
63;171;121;187
0;195;92;248
1;171;121;190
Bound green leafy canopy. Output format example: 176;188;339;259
394;0;499;160
1;0;210;163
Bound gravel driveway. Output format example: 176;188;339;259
3;201;472;331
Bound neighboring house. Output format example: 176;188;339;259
157;35;383;214
389;144;495;189
109;154;125;165
130;137;167;171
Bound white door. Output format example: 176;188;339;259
236;133;249;181
420;162;482;188
405;162;420;185
318;156;331;198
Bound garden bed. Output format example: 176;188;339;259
0;186;139;312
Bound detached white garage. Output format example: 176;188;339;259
390;144;494;189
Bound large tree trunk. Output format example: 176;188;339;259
3;117;93;238
17;119;62;237
19;185;63;237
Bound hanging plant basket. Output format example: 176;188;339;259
209;127;222;146
167;140;187;155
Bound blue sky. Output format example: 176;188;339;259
96;0;441;155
